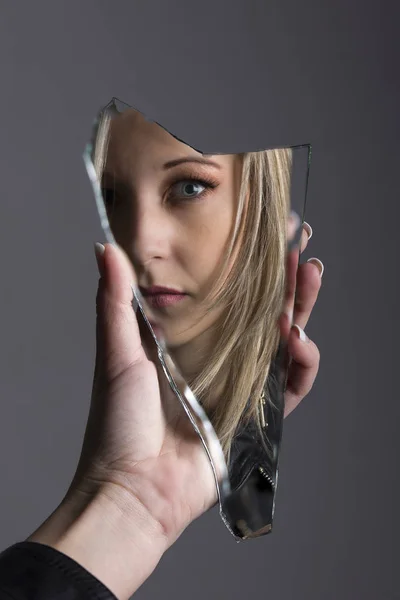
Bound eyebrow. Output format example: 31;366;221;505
163;157;222;170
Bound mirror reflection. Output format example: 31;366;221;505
84;98;310;539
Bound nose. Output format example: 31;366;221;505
130;201;172;268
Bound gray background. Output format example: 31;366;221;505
0;1;399;599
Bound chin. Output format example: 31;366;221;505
159;329;191;349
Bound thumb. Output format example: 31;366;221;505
94;242;146;382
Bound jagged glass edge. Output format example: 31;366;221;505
82;102;312;540
82;121;231;510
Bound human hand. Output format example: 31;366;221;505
69;243;217;543
281;218;323;417
25;242;217;599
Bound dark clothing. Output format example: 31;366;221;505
222;347;286;539
0;542;117;600
0;350;287;594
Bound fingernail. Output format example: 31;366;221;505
292;324;309;343
307;257;324;277
303;221;313;240
94;242;105;276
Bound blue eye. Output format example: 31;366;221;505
171;180;206;200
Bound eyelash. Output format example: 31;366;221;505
101;175;219;208
167;176;218;202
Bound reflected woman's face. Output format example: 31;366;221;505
102;109;242;347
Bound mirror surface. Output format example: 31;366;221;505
84;97;310;539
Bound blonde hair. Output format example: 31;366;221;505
91;102;292;460
190;149;291;458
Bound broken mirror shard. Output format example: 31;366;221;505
83;97;311;540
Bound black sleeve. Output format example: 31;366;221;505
0;541;118;600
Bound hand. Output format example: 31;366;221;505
281;219;323;417
70;243;217;542
26;243;217;599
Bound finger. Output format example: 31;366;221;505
279;223;314;340
97;245;192;431
287;213;312;249
279;247;299;339
95;242;146;381
280;220;313;325
299;221;312;254
300;221;312;254
283;325;320;417
292;258;324;330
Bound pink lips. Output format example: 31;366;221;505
140;286;187;309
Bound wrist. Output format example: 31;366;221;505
27;483;168;600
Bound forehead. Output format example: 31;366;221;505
106;108;237;173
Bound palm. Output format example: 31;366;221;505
77;326;216;540
74;239;320;543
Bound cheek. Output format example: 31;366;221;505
177;197;235;283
